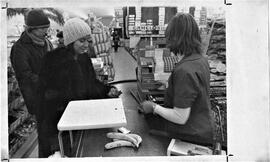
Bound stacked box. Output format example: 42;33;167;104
105;42;111;51
146;19;153;34
199;7;207;27
91;58;104;70
194;9;200;25
138;57;157;88
135;6;141;34
128;15;136;35
159;7;165;25
92;35;96;45
140;22;147;35
102;32;107;42
95;34;100;44
158;7;166;35
98;54;113;66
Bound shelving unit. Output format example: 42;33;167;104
86;14;115;84
11;126;37;158
8;63;38;158
206;18;227;147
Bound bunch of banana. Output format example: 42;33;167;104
105;132;142;150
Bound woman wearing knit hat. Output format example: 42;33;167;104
38;18;121;157
10;8;53;158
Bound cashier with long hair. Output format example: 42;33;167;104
141;13;214;145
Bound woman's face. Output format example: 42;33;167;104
73;35;92;54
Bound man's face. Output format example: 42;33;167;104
31;27;49;39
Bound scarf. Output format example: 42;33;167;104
26;29;53;51
26;29;46;46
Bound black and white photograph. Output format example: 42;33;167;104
1;0;269;162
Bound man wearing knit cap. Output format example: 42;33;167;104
10;8;53;158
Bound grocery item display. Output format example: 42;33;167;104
8;62;37;157
206;18;227;147
87;17;115;83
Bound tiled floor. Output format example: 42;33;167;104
27;47;137;158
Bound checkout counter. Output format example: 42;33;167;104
60;82;171;157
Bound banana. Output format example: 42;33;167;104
105;140;135;150
106;132;137;147
111;134;142;147
127;134;142;146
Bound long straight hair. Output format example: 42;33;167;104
165;13;202;56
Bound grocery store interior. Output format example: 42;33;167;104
7;4;227;158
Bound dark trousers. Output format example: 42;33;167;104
38;107;71;157
36;114;49;158
113;41;119;52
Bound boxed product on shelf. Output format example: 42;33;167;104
210;81;226;87
139;57;155;68
92;35;96;45
140;74;155;83
159;30;165;35
96;65;115;83
97;44;102;53
95;34;100;44
105;42;111;51
9;116;37;157
163;56;179;73
99;33;104;43
93;46;98;54
8;96;24;110
9;133;26;156
211;100;227;146
91;58;104;70
102;32;107;42
102;43;107;52
100;43;105;53
8;87;21;104
9;107;29;134
209;87;226;97
98;53;113;65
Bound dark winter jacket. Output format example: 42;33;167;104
10;32;53;115
38;47;112;113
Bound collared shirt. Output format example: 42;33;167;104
164;53;214;141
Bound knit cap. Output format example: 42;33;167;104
63;18;92;46
25;9;50;29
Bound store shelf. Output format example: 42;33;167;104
11;129;38;158
9;108;29;135
8;96;24;111
9;116;37;158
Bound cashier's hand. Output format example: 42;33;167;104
141;101;157;114
107;87;122;98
